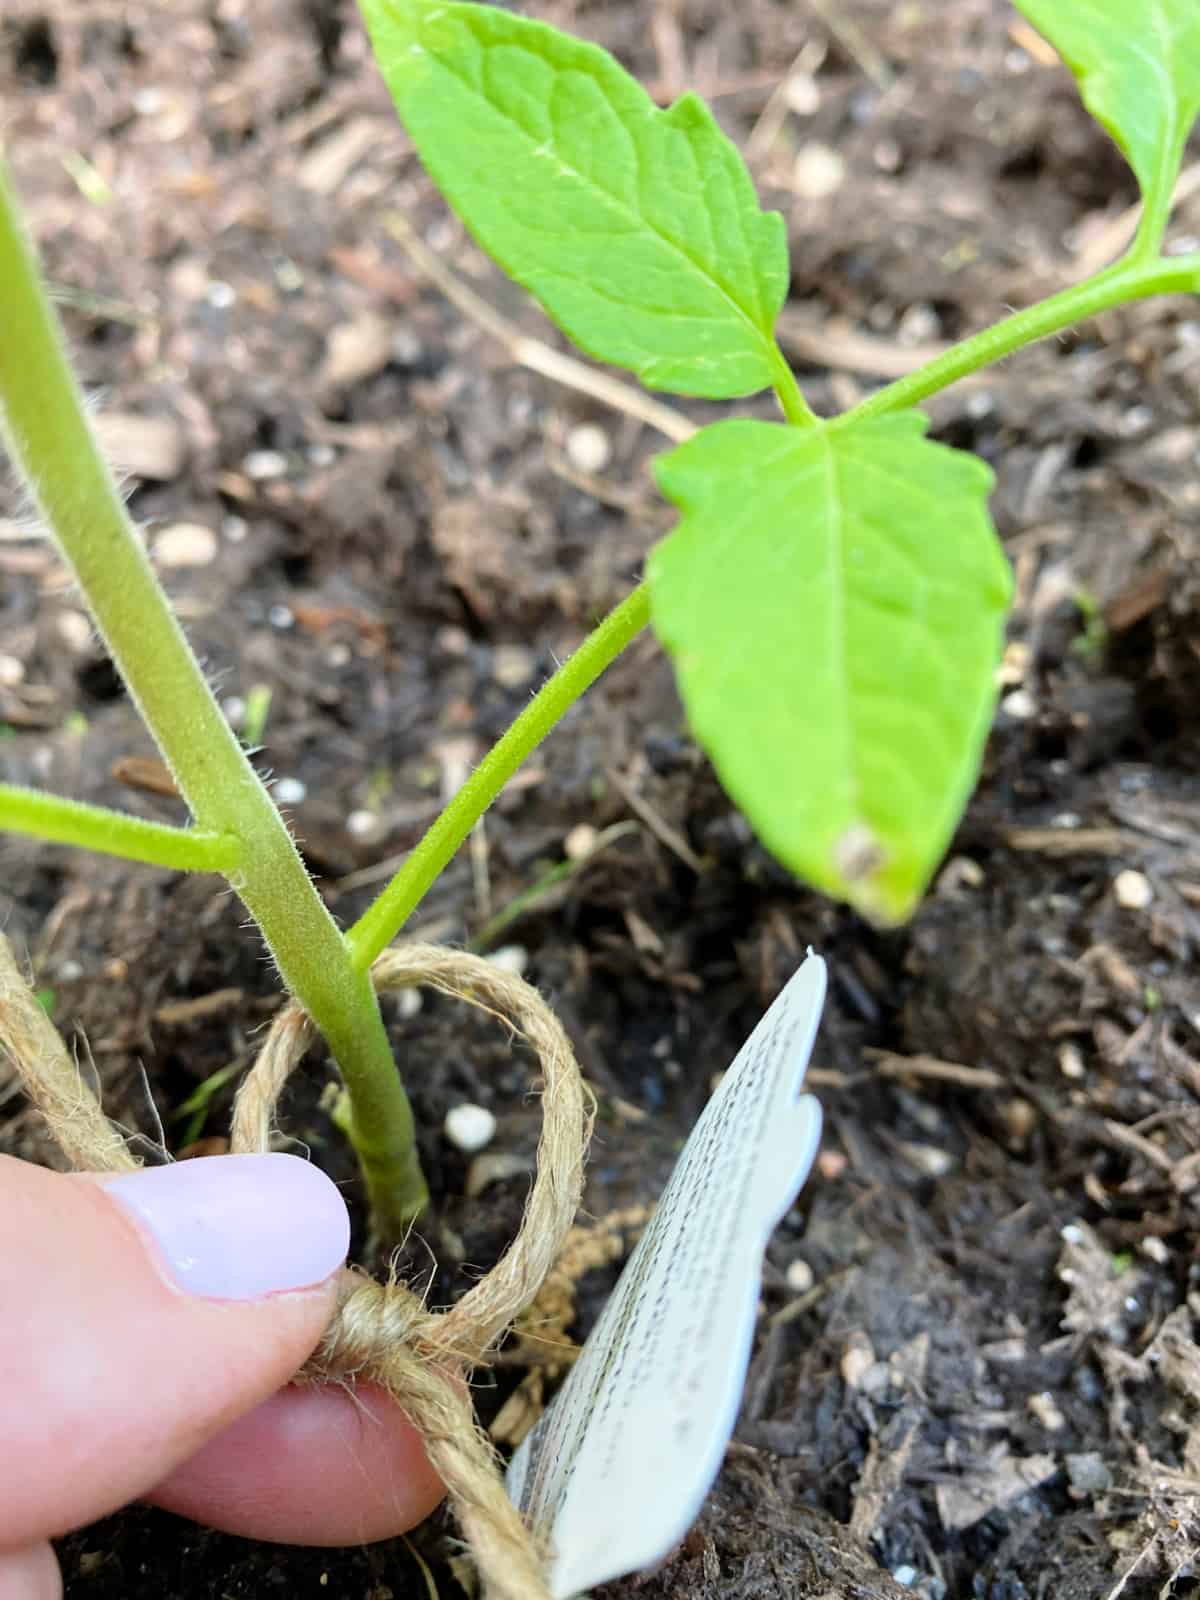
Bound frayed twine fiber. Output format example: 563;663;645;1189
0;935;594;1600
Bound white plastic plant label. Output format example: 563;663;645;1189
506;953;826;1597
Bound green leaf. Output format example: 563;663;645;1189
1014;0;1200;214
648;415;1012;924
359;0;789;398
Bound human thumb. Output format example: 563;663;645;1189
0;1151;348;1553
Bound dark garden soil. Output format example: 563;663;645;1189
3;1;1200;1595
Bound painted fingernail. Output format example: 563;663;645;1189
105;1153;350;1301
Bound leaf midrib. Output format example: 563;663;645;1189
819;432;860;829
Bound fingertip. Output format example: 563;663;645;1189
0;1542;61;1600
97;1153;351;1302
150;1382;447;1545
0;1154;342;1543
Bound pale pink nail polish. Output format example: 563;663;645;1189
105;1153;350;1301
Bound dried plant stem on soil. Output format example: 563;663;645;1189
0;936;593;1600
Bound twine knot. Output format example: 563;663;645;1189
0;937;593;1600
309;1272;433;1382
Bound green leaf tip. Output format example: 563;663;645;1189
359;0;790;398
1014;0;1200;219
648;414;1013;925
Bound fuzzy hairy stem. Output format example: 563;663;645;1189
839;253;1200;425
0;784;239;872
0;162;426;1233
349;585;652;965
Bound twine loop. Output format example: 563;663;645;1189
0;936;593;1600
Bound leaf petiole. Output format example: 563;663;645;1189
0;783;241;874
347;584;652;967
769;343;819;427
838;253;1200;428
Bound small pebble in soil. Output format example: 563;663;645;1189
937;855;984;893
0;654;25;686
275;259;304;293
965;389;995;420
998;639;1030;685
488;944;529;977
897;303;941;345
56;609;93;653
269;604;294;629
565;422;612;475
1003;1097;1036;1146
153;522;217;568
436;623;472;656
1001;687;1036;720
242;449;289;481
1140;1235;1169;1264
785;1259;814;1293
817;1149;847;1180
492;643;536;688
222;695;245;728
564;823;597;860
397;988;423;1020
1027;1390;1065;1431
322;312;392;389
898;1140;954;1177
444;1103;497;1153
793;142;845;198
840;1331;877;1389
346;809;379;839
785;72;820;116
273;777;306;805
1120;404;1154;438
1058;1042;1086;1080
1113;868;1153;910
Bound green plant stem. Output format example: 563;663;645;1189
0;784;240;872
0;163;426;1232
348;585;652;968
1131;189;1174;265
837;253;1200;427
1129;139;1187;265
769;341;818;427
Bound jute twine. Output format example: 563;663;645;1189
0;935;594;1600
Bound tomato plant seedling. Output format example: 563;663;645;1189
359;0;1199;921
1;0;1197;1235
